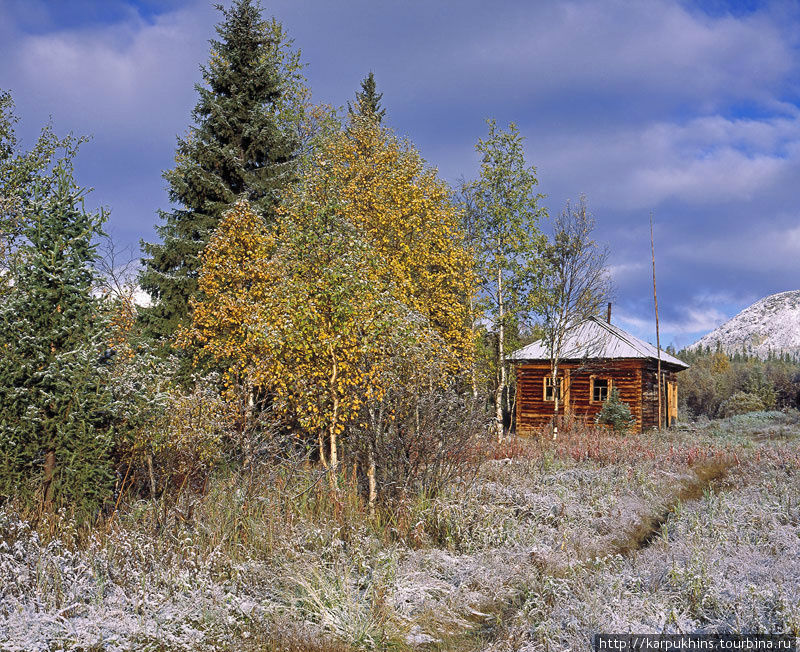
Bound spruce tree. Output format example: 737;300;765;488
1;90;85;293
139;0;302;343
348;71;386;123
0;161;115;516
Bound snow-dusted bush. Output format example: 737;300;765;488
350;346;487;506
720;391;766;417
595;388;636;433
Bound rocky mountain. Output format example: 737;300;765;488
690;290;800;359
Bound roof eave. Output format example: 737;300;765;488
509;354;689;370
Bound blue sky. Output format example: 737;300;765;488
2;0;799;349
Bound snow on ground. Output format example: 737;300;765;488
1;414;799;651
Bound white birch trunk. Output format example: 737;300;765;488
367;445;376;515
551;360;560;441
329;351;339;489
494;266;505;442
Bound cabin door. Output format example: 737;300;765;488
666;381;678;426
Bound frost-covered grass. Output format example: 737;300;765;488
484;454;800;651
2;413;799;651
0;470;401;651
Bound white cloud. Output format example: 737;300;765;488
4;2;215;143
608;261;647;284
531;113;800;212
414;0;800;216
451;0;795;113
616;304;729;340
631;148;785;206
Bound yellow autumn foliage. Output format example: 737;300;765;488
178;200;389;460
252;204;398;460
288;115;476;367
179;117;476;463
176;200;277;390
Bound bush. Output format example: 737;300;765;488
595;388;635;433
350;345;487;506
719;391;765;417
107;341;236;510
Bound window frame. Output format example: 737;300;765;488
543;375;564;402
590;376;612;403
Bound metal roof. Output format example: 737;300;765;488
509;316;689;369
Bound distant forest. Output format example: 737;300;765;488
676;346;800;418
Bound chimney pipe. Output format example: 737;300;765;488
607;302;612;324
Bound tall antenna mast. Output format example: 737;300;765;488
650;212;662;430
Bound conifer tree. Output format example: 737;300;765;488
1;90;85;293
139;0;303;343
0;161;115;516
348;72;386;123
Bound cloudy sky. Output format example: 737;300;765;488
2;0;799;349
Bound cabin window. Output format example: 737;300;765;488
544;376;563;401
590;377;611;402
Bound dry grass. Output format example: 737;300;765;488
1;412;799;650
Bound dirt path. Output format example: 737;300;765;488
426;459;737;652
612;460;732;556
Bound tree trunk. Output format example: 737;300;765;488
552;360;560;441
42;449;56;513
494;266;505;442
503;367;511;416
328;348;339;489
551;304;567;441
329;424;338;489
244;384;255;471
318;432;328;468
367;404;382;515
146;454;159;528
367;444;376;515
469;293;479;400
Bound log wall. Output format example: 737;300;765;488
515;359;645;435
515;358;684;435
640;361;680;430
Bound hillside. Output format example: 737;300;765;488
691;290;800;359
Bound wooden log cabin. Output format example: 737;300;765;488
510;316;689;434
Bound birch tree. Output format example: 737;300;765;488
178;200;400;484
539;196;610;439
309;115;476;366
462;120;546;440
181;114;475;483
